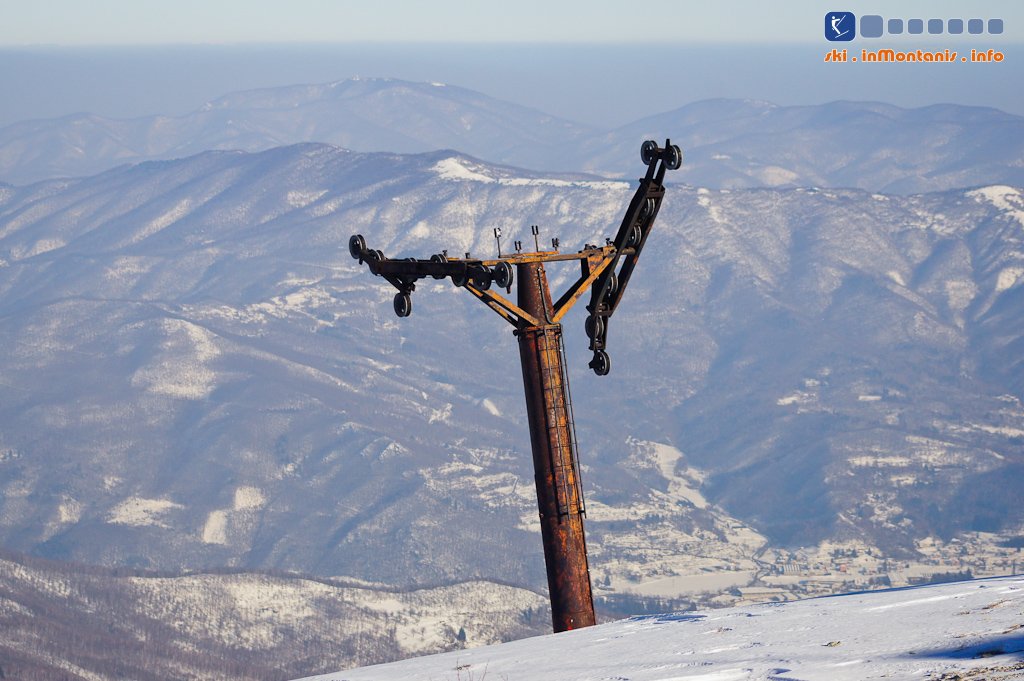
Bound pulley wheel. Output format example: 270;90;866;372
640;140;658;166
667;144;683;170
585;314;605;340
626;223;642;248
638;197;656;224
472;266;492;291
429;253;448;279
590;350;611;376
493;261;514;289
393;291;412;318
348;234;366;260
603;271;618;300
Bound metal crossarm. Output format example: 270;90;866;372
350;139;681;376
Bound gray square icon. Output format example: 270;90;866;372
948;19;964;34
989;19;1004;34
908;19;924;34
928;19;944;34
968;19;984;34
861;15;883;38
888;19;904;34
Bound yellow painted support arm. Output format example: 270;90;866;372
464;284;544;328
551;251;617;324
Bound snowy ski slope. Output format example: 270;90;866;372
298;576;1024;681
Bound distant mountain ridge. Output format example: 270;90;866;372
0;77;592;185
0;77;1021;193
579;98;1024;192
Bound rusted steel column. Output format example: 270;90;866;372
516;261;596;632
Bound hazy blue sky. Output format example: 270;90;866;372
2;0;1021;45
0;1;1021;128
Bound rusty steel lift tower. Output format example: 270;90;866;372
349;140;682;632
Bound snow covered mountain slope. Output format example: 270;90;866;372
0;145;1021;598
0;145;765;592
0;549;548;680
299;575;1024;681
1;78;1021;193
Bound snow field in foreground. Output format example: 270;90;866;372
298;575;1024;681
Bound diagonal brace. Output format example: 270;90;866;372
464;283;544;328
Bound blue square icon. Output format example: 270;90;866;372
861;15;883;38
826;12;856;41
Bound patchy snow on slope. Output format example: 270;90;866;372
777;392;812;407
754;165;798;186
234;486;266;511
57;497;82;524
428;402;452;424
996;266;1024;292
130;318;221;399
626;439;709;511
102;255;155;287
431;157;627;189
131;198;192;243
697;192;725;224
969;185;1024;227
12;238;65;259
286;189;328;208
433;157;494;183
298;576;1024;681
479;397;501;417
251;286;336;322
584;439;765;599
945;278;978;313
107;496;183;528
202;510;228;544
972;423;1024;439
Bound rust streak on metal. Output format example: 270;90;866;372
516;261;596;632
